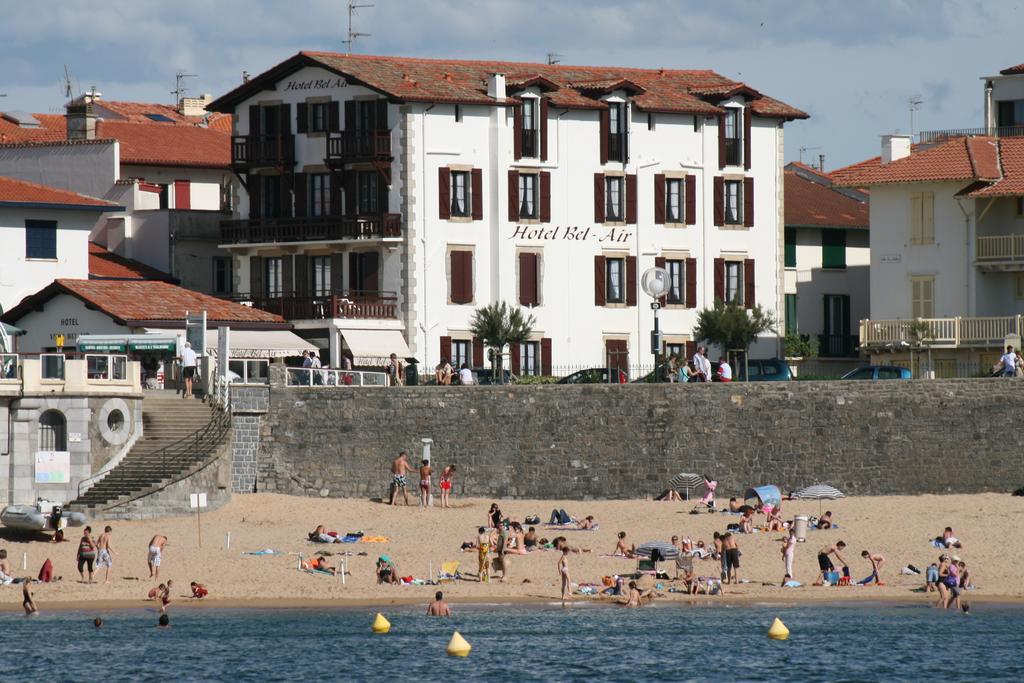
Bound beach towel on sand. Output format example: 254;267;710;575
361;536;389;543
544;524;599;531
244;549;284;556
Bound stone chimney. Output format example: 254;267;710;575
487;73;506;102
66;89;101;141
178;93;213;117
881;134;912;164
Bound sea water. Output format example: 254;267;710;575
2;602;1022;681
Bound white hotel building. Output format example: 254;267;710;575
208;52;806;374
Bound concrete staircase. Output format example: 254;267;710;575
68;395;230;512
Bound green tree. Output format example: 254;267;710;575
469;301;535;383
693;299;778;357
783;332;818;359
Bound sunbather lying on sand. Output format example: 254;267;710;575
308;525;342;543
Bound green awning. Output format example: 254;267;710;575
128;337;177;352
1;322;25;336
78;340;127;352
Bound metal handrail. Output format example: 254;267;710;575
919;125;1024;143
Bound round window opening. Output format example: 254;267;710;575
107;409;125;433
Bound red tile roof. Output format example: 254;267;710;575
1;279;286;327
0;175;119;209
210;52;808;120
94;100;214;125
831;137;1000;187
88;242;173;280
95;120;230;169
1000;63;1024;75
967;137;1024;197
784;170;868;229
0;113;67;144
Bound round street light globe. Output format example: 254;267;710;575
641;267;671;299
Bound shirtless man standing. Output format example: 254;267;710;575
148;534;168;580
96;526;115;584
721;533;740;584
558;547;571;603
418;459;432;508
814;541;847;586
389;451;415;506
426;590;451;616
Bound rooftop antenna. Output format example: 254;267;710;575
342;0;373;55
172;71;198;103
546;53;562;65
798;145;821;164
62;64;75;98
908;94;923;138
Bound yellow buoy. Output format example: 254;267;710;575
371;613;391;634
446;631;472;657
767;617;790;640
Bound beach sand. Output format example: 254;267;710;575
1;492;1020;611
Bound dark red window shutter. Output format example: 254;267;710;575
471;169;483;220
344;101;355;131
539;171;551;223
472;337;484;367
376;100;388;130
685;340;696;361
625;174;637;224
513;104;523;161
713;177;724;226
174;180;191;210
593;173;605;223
329;172;343;216
248;105;261;135
507;170;520;222
438;167;451;220
451;251;472;304
296;102;308;134
653;173;665;224
713;257;725;302
282;254;293;295
540;98;549;162
685;257;697;308
278;103;291;134
295;254;309;296
541;337;552;376
330;253;343;292
510;342;521;375
654;256;667;306
685;175;697;225
345;172;356;216
626;255;637;306
294;173;307;217
743;106;752;171
348;253;359;292
440;336;453;363
599;109;609;164
279;177;291;218
744;177;755;227
718;113;726;169
249;255;263;296
249;177;262;218
744;258;756;309
463;252;474;303
328;101;340;132
519;252;538;306
594;255;606;306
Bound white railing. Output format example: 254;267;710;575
85;354;128;381
976;234;1024;263
860;316;1022;347
285;367;388;387
0;353;17;381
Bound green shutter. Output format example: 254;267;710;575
785;294;798;335
821;229;846;269
784;227;796;268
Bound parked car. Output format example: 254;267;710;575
841;366;912;380
557;368;628;384
633;358;792;383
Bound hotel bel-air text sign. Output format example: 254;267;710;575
509;225;633;243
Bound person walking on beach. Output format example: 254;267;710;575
427;591;451;616
418;459;432;508
438;464;456;508
148;534;168;580
558;547;571;603
813;541;847;586
389;451;415;506
96;526;114;584
476;527;490;583
781;529;797;583
177;341;198;399
722;533;740;584
77;526;98;583
23;580;38;615
859;551;886;585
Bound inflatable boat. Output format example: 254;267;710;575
0;500;86;532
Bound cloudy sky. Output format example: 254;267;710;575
2;0;1020;168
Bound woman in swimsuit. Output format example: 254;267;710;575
488;503;503;529
476;527;490;583
523;526;538;551
558;548;571;603
438;464;456;508
77;526;98;583
418;459;432;508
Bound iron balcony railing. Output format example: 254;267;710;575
231;134;296;167
918;125;1024;144
220;214;402;244
817;334;860;358
326;130;391;162
285;367;388;387
228;290;399;320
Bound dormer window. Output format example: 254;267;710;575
608;102;626;163
521;99;538;158
723;108;741;166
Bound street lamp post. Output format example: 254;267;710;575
641;267;671;382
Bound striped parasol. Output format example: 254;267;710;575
635;540;680;561
793;484;846;514
667;473;705;500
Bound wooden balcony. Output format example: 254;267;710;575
220;214;402;245
976;234;1024;271
860;315;1023;349
326;130;391;165
232;135;295;168
229;291;398;321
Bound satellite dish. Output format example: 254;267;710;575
641;267;671;299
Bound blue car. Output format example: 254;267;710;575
841;366;912;380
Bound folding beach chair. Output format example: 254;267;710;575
437;561;461;583
675;554;694;579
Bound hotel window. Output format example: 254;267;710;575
725;261;743;305
608;102;626;162
212;257;233;295
309;102;328;133
357;171;380;214
821;229;847;269
666;259;684;305
38;410;67;451
265;257;284;298
25;220;57;259
665;178;683;223
451;340;470;370
450;170;470;217
356;100;377;130
606;257;625;304
723;108;741;166
311;255;332;296
261;175;282;218
309;173;330;216
784;228;797;268
724;180;743;224
909;191;935;245
519;174;538;219
521;98;538;158
520;341;540;376
605;176;624;221
911;275;934;318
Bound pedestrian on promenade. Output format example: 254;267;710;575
385;353;404;386
178;342;198;398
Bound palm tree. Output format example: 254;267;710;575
469;301;535;383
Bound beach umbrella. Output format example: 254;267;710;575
635;541;680;561
667;473;704;500
793;484;846;514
